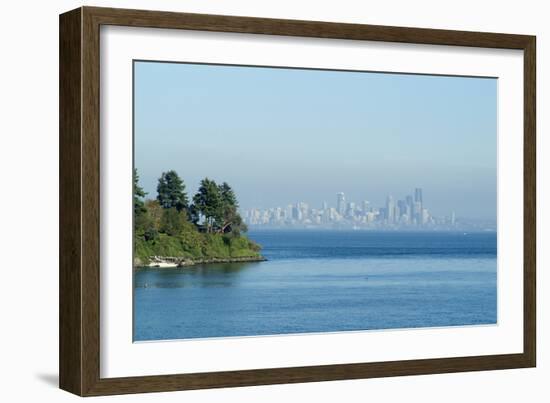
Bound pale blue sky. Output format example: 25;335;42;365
134;61;497;219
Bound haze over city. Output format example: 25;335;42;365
134;61;497;221
242;187;497;231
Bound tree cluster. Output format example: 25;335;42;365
133;169;248;242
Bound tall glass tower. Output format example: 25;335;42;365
336;192;345;216
414;188;423;205
386;195;395;223
414;188;423;204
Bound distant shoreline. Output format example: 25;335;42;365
247;227;497;233
135;255;267;269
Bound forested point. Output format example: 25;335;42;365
133;169;262;266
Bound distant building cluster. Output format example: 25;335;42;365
243;188;468;230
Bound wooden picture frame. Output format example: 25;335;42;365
59;6;536;396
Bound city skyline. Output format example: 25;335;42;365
134;61;497;220
243;187;494;231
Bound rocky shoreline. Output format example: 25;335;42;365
135;255;267;269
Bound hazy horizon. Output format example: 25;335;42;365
134;61;497;220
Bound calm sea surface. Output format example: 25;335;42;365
134;230;497;341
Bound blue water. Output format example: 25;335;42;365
134;230;497;341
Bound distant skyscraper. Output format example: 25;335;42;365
421;208;429;225
413;201;422;223
414;188;423;205
414;188;423;224
386;195;395;223
285;204;293;221
406;195;414;211
298;202;309;218
362;200;370;214
405;204;412;223
272;207;282;223
336;192;345;216
347;202;356;218
292;205;300;220
397;200;406;217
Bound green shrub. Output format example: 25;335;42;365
135;224;261;263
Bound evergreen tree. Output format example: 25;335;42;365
134;169;158;240
159;207;186;236
219;182;237;208
145;200;163;229
133;168;149;235
192;178;222;233
132;171;262;266
217;182;246;234
156;170;188;211
133;168;147;217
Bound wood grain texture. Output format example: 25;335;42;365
59;6;537;396
59;8;82;396
81;6;102;396
523;38;536;367
86;354;531;396
86;6;532;49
